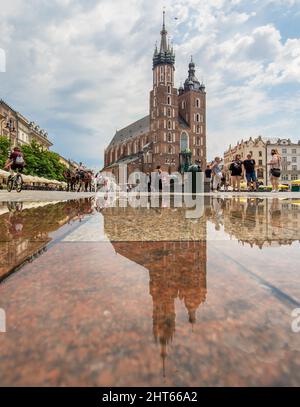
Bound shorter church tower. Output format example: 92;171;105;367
178;57;206;168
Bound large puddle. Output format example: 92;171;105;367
0;196;300;386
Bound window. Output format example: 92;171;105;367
196;124;200;134
259;160;263;166
292;149;297;154
196;113;200;122
167;132;172;142
257;169;263;178
292;174;298;180
167;96;171;105
196;98;200;108
168;146;174;154
259;151;262;157
196;137;200;146
196;149;200;156
292;157;297;162
168;120;172;130
167;108;171;118
282;148;287;154
180;132;189;151
282;174;289;181
167;85;171;94
181;100;185;109
292;165;297;171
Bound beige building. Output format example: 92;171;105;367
266;138;300;184
58;155;79;171
0;99;52;150
224;136;300;186
224;136;266;183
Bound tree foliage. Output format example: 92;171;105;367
0;137;67;181
0;136;10;169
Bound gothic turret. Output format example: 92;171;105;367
184;57;205;92
153;11;175;68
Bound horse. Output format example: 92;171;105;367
64;169;77;192
76;170;93;192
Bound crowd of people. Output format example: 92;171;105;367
205;149;282;192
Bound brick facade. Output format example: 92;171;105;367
103;13;207;179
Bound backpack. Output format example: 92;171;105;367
15;155;24;165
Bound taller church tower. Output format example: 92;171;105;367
149;12;179;171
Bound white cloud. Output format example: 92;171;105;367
0;0;300;166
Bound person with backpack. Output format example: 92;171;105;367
5;146;25;174
243;153;258;191
229;154;243;192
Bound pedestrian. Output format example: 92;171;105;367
229;154;243;192
211;157;223;192
146;172;151;193
268;149;281;192
156;166;162;191
205;164;212;180
243;153;258;191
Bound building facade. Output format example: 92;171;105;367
224;136;300;186
224;136;266;184
0;99;52;150
266;138;300;183
103;13;207;178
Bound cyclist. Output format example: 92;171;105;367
4;146;25;174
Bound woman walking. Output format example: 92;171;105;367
211;157;223;192
229;154;243;192
268;149;281;192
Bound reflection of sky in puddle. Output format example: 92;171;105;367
0;197;300;386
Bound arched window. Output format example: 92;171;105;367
168;120;172;130
196;113;200;122
196;98;200;108
167;108;171;117
196;137;200;146
167;85;171;94
167;96;171;105
180;132;189;151
167;132;172;142
168;146;174;154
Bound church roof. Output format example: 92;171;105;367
108;115;150;149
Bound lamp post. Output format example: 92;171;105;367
1;118;15;146
6;119;16;146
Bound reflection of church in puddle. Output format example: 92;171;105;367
102;206;207;374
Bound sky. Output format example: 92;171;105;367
0;0;300;169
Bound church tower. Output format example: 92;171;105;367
149;11;178;172
178;57;206;167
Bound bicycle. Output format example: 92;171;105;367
7;170;23;193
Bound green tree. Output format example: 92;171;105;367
1;138;67;181
0;136;10;169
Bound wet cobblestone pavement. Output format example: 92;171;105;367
0;196;300;386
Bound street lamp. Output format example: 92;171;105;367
0;117;15;145
5;118;16;145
